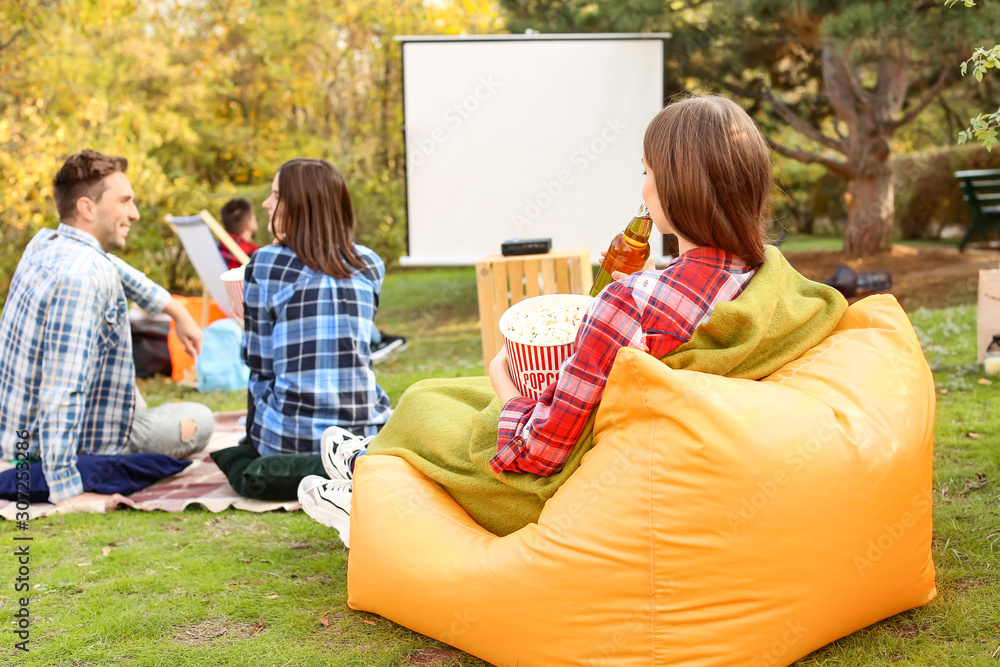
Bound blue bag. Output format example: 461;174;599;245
197;319;250;392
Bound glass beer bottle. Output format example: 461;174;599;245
589;203;653;297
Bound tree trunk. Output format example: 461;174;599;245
844;159;894;255
821;42;908;257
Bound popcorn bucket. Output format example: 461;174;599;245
498;294;595;401
220;265;246;328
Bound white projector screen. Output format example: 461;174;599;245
399;34;669;266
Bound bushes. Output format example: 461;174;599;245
349;169;407;270
894;144;1000;239
771;159;847;237
771;144;1000;242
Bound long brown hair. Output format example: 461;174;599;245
274;158;368;278
643;95;772;267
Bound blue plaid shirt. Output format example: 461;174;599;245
0;224;170;502
242;244;392;456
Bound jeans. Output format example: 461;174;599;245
126;392;214;459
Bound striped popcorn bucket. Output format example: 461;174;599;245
498;294;595;401
220;265;246;328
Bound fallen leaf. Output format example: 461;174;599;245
978;378;992;385
966;473;989;490
101;547;111;557
363;619;377;626
239;558;252;562
250;621;266;637
164;566;181;571
319;618;330;627
938;388;950;395
967;432;983;439
266;595;279;599
77;562;91;567
56;518;64;525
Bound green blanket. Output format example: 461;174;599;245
366;246;847;536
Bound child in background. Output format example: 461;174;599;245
218;197;259;270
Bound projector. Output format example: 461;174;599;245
501;238;552;256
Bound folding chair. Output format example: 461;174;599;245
165;210;251;327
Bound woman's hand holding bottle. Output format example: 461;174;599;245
597;249;657;283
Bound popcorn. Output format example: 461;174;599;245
504;304;587;345
499;294;594;400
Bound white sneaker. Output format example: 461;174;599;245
298;475;353;548
320;425;372;481
370;335;407;364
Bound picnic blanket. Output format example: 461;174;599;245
0;411;300;518
367;246;849;536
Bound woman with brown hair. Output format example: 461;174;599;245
486;94;771;475
302;95;846;546
212;158;391;502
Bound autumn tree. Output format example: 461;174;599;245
703;1;1000;255
0;0;504;305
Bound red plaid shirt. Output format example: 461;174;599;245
489;247;756;476
219;234;260;270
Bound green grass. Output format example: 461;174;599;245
4;266;999;665
776;233;959;253
779;234;846;252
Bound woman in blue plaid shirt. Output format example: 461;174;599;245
212;159;391;500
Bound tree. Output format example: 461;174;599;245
946;0;1000;150
0;0;505;305
709;1;1000;256
500;0;1000;256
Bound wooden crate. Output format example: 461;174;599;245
475;248;593;371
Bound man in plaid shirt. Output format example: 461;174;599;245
0;150;214;505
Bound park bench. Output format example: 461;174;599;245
955;168;1000;251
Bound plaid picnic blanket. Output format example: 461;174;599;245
0;411;300;518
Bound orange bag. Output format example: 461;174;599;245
166;295;229;382
347;296;936;666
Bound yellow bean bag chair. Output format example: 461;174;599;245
347;295;936;667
